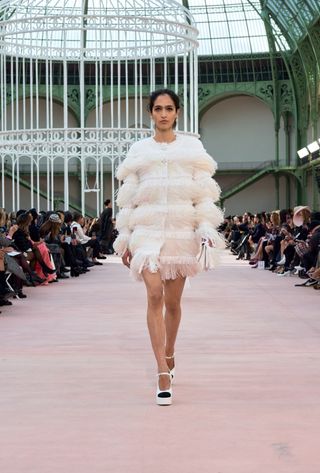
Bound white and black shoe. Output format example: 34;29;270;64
156;372;172;406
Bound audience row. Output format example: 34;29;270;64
221;206;320;289
0;205;117;313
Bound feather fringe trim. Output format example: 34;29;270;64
193;153;217;176
116;208;134;231
129;205;196;228
131;227;195;240
116;176;221;208
116;181;138;208
130;251;161;279
113;233;130;256
159;261;202;281
194;201;225;228
115;147;139;181
134;179;197;205
193;176;221;203
130;253;202;281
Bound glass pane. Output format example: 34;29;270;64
231;37;251;54
250;36;270;53
210;21;230;37
247;19;266;36
228;20;249;37
212;38;232;55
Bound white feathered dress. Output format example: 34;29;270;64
113;134;224;281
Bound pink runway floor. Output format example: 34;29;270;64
0;253;319;473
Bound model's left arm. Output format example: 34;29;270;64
113;149;139;256
192;140;225;247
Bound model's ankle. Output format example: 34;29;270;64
165;348;175;358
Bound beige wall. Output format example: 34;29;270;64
200;95;275;166
86;98;150;128
4;98;78;130
200;95;310;215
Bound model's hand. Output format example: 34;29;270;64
122;249;132;268
202;238;213;247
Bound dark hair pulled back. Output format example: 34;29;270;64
148;89;180;112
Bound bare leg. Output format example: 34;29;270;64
142;270;170;390
251;241;263;261
163;277;186;370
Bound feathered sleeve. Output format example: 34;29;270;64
192;140;225;248
113;147;139;256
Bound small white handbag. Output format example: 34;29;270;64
197;240;219;271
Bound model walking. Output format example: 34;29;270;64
114;89;224;405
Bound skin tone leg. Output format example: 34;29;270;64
142;269;186;390
142;269;170;391
164;277;186;372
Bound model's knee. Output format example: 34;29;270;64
165;300;181;314
147;289;163;308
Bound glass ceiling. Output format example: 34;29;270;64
178;0;320;56
184;0;270;56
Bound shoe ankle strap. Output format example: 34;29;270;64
165;353;175;359
157;372;171;377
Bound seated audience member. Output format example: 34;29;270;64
250;211;280;268
266;209;292;270
300;220;320;273
28;208;40;242
71;212;102;265
39;213;69;279
61;212;94;275
221;216;232;242
1;225;40;298
0;208;8;234
0;267;11;309
230;213;252;258
7;211;16;228
263;212;280;264
247;213;266;255
88;218;106;259
277;206;310;276
0;235;15;307
12;212;56;283
1;224;45;287
227;216;242;248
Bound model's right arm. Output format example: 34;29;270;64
113;150;139;256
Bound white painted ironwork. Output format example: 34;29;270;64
0;0;199;215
